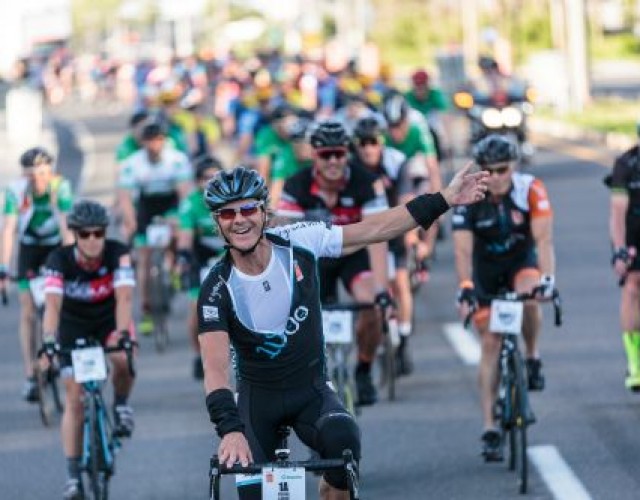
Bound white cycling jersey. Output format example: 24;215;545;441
118;145;192;197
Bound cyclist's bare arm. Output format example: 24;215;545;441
43;292;62;338
117;189;137;239
115;255;135;332
342;163;487;254
610;193;629;250
0;214;17;282
177;227;194;252
531;216;555;276
177;180;192;201
452;229;473;283
425;154;442;192
199;330;233;392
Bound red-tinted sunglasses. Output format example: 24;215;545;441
214;201;264;221
77;228;106;239
482;165;510;175
317;149;347;161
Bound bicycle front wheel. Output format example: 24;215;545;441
35;365;63;426
85;395;108;499
511;352;529;494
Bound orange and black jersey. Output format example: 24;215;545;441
276;163;388;225
452;172;553;261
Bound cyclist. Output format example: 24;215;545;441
404;69;450;161
451;134;556;461
177;154;226;379
117;122;193;333
41;200;136;499
198;163;487;500
608;122;640;390
115;110;183;163
255;102;298;183
276;120;390;406
0;147;74;401
269;116;314;206
350;116;419;374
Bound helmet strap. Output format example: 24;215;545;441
220;210;267;258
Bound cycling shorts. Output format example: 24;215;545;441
58;318;137;374
134;193;179;247
236;376;361;499
625;215;640;271
473;250;539;307
17;243;58;291
319;249;371;303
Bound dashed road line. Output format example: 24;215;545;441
443;322;481;366
529;445;593;500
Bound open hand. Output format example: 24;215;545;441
219;431;253;468
442;162;489;206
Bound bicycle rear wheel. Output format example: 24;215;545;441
149;250;171;352
378;318;396;401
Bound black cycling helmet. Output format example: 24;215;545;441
308;120;351;149
20;147;54;169
270;102;296;122
353;116;385;140
129;110;148;128
194;154;223;180
67;200;110;229
382;93;409;127
286;117;312;141
473;134;519;166
204;166;269;212
140;122;165;141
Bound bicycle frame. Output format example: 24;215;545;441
81;380;119;476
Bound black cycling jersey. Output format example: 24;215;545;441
611;146;640;209
351;147;412;208
451;172;552;262
198;228;341;389
44;240;134;328
277;162;388;225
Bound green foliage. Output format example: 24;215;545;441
589;32;640;60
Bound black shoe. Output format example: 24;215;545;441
355;369;378;406
22;377;39;403
395;337;414;377
526;358;545;391
481;430;504;462
193;356;204;380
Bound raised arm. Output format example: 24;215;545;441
342;162;488;254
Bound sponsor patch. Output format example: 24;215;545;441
202;305;219;321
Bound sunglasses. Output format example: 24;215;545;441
482;165;511;175
356;138;380;147
317;149;347;161
77;228;106;239
214;201;264;221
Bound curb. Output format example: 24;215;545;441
529;117;635;154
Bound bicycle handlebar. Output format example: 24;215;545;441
463;288;562;329
322;303;376;312
210;449;355;475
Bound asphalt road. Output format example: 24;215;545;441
1;103;639;499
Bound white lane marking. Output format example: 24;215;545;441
528;445;592;500
443;322;481;366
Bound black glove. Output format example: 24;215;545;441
0;266;7;281
40;336;58;359
456;285;478;308
118;330;134;349
612;246;631;266
374;290;394;309
176;249;193;268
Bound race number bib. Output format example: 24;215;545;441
71;347;107;383
29;276;47;309
262;467;305;500
146;223;172;248
489;300;524;335
322;310;354;344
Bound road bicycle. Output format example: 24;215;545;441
145;217;174;352
41;335;137;499
209;425;359;500
465;288;562;494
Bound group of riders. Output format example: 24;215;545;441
0;50;636;499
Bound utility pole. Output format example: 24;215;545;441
461;0;479;77
564;0;590;111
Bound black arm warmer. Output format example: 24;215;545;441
405;192;450;229
206;388;245;438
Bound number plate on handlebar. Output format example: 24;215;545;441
489;300;524;335
146;223;172;248
262;467;305;500
71;347;107;383
322;310;353;344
